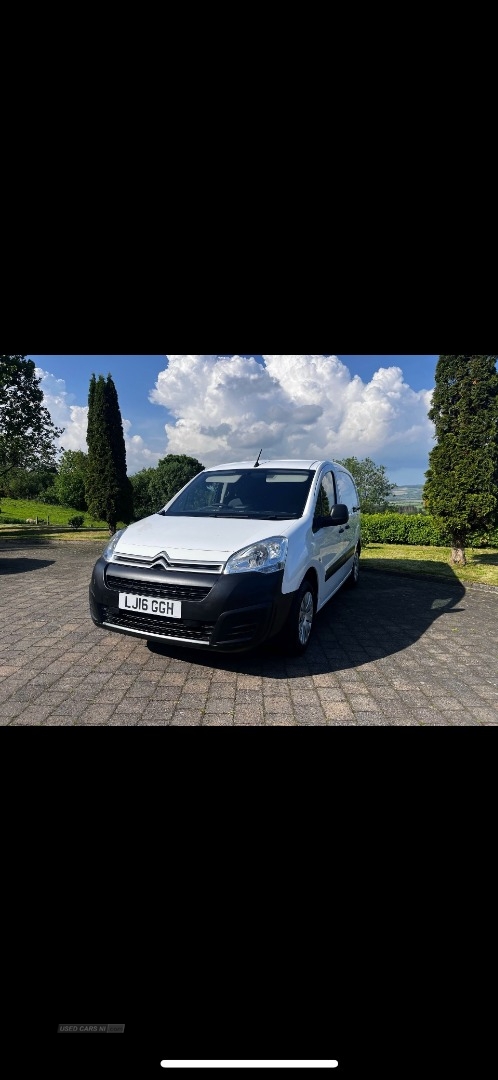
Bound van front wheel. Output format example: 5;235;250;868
284;580;316;655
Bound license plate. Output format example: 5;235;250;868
119;593;182;618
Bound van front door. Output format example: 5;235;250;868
312;471;351;603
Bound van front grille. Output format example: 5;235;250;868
105;574;211;602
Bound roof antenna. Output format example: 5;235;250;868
254;449;263;468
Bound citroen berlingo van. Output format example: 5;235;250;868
89;458;361;655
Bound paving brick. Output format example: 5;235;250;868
232;705;265;725
202;715;235;725
106;716;141;725
139;704;175;722
289;690;322;706
264;716;296;725
182;678;212;693
204;698;236;713
320;702;356;721
2;542;498;726
10;705;54;724
169;714;203;725
348;695;382;712
293;706;328;725
73;703;119;724
469;707;498;722
158;673;188;685
42;717;76;725
1;699;25;721
262;696;292;713
136;719;171;726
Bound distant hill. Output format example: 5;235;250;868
389;485;424;506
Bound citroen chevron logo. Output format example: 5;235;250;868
153;552;170;567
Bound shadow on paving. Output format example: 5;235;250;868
0;556;55;574
145;562;467;679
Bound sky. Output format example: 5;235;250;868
28;355;440;486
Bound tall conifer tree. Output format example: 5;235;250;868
85;373;133;535
423;355;498;564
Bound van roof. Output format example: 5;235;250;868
205;459;339;472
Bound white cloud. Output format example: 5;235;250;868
35;368;159;474
150;355;434;477
35;357;435;484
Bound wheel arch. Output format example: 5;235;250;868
302;566;319;605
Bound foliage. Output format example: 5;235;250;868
0;464;58;500
362;512;498;548
362;513;444;545
55;449;88;510
423;355;498;561
336;456;395;513
131;454;204;520
130;468;162;520
0;356;64;481
390;504;425;515
85;373;134;534
68;515;85;529
42;486;60;505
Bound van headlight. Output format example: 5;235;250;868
224;537;288;575
103;528;127;561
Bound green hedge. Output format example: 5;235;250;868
361;513;498;548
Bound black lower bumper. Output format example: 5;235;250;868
89;557;293;652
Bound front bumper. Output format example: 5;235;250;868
89;557;293;652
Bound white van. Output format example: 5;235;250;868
89;459;361;655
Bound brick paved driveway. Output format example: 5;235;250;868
1;540;498;725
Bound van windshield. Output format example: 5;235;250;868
161;469;316;520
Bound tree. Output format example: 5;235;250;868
130;455;204;520
85;373;134;535
423;355;498;565
336;456;395;514
0;355;63;482
130;468;161;520
0;464;58;500
155;454;205;504
55;450;89;511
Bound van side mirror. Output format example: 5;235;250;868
313;504;349;530
330;504;349;524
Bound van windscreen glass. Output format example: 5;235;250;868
161;470;316;519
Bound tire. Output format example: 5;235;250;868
284;579;316;656
346;547;360;588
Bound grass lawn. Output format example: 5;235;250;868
362;544;498;587
0;497;124;530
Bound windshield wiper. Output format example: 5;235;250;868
161;509;300;519
162;508;252;518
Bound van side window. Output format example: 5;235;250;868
315;471;336;517
336;471;359;512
